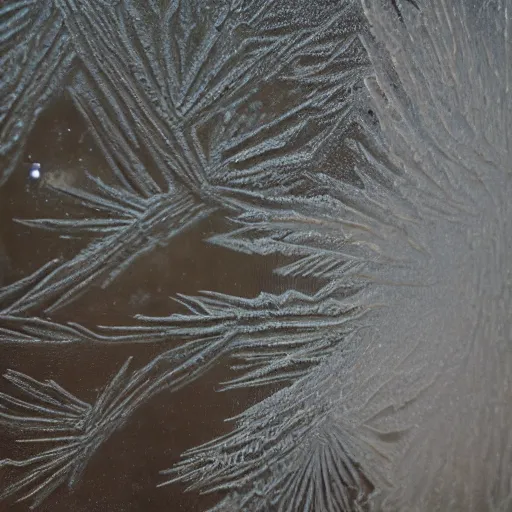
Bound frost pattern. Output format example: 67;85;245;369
1;1;74;186
8;0;365;313
1;0;512;511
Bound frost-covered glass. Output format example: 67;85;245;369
1;1;511;511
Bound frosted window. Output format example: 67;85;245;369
1;1;511;510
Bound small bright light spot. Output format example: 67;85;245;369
29;163;41;180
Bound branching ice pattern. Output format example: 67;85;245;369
1;1;75;186
8;0;366;313
1;0;512;511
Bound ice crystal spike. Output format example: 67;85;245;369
162;351;385;512
0;263;167;345
10;186;214;314
132;285;368;391
0;361;139;508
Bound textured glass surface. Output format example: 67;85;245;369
1;1;511;511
